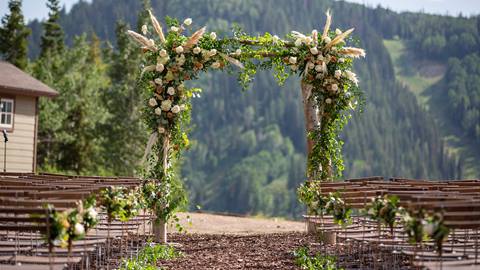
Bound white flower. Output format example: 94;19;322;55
161;100;172;111
148;39;155;47
171;105;181;113
331;84;339;92
335;28;342;35
235;48;242;55
154;107;162;115
211;62;221;69
141;25;148;35
307;62;315;70
305;37;313;45
183;18;192;26
324;36;331;44
272;35;280;43
154;78;162;85
294;39;302;47
345;70;359;85
74;223;85;236
193;47;201;54
289;57;297;64
334;70;342;79
317;54;324;61
310;47;319;55
338;58;345;63
175;46;184;54
167;87;175;95
325;98;332;104
315;65;322;72
156;63;164;72
170;26;179;32
179;104;186;111
210;32;217;40
87;207;97;219
208;49;217;57
158;126;165;134
160;49;168;58
424;223;435;236
148;98;157;107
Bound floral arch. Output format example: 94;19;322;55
127;10;365;242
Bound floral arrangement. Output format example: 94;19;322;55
42;196;98;251
365;195;402;237
127;10;365;225
297;181;328;216
424;213;449;256
402;209;426;245
325;192;352;226
100;186;142;223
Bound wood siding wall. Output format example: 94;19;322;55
0;95;37;172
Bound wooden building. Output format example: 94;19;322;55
0;61;58;172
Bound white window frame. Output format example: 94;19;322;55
0;98;14;129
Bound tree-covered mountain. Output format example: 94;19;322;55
13;0;478;217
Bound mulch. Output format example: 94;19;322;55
158;232;316;269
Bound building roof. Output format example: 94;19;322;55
0;61;59;97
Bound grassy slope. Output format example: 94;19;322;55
383;39;443;107
383;39;479;178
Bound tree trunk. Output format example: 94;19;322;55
153;219;167;243
300;81;317;181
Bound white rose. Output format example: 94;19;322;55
331;84;339;92
294;39;302;47
156;63;164;72
310;47;319;55
179;104;186;111
235;48;242;55
154;107;162;115
209;49;217;57
325;98;332;104
141;25;148;35
289;57;297;64
210;32;217;40
193;47;201;54
211;62;221;69
170;26;179;32
154;78;162;85
175;46;184;54
87;207;97;219
160;49;168;58
171;105;181;114
74;223;85;236
335;70;342;79
324;37;332;44
424;223;435;236
335;28;342;35
158;126;165;134
315;65;322;72
307;62;315;69
148;39;155;47
167;87;175;95
183;18;192;26
161;100;172;111
148;98;157;107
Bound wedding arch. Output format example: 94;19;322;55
127;10;365;242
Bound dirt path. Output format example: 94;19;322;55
159;232;314;269
171;212;305;234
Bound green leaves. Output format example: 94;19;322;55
293;247;342;270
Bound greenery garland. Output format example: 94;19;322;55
127;10;365;221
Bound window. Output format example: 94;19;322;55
0;98;14;129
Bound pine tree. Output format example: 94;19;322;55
40;0;64;57
0;0;30;69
